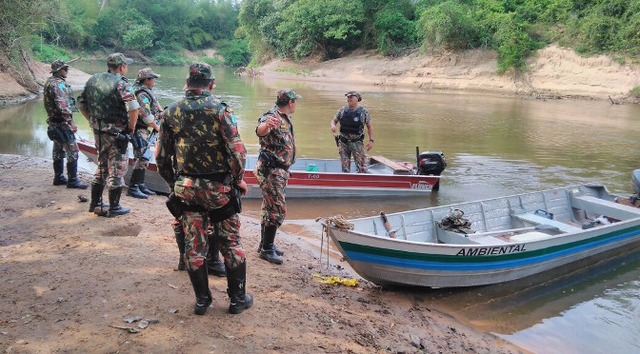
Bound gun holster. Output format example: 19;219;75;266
166;193;185;219
115;132;130;154
208;187;242;223
130;132;147;150
47;125;72;143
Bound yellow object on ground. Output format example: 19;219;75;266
313;274;358;287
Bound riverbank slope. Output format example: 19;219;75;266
0;154;524;353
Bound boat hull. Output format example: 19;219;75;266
77;139;442;198
326;184;640;288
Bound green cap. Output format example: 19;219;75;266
106;53;133;66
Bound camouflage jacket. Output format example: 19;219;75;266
156;90;246;186
256;106;296;168
77;71;137;132
43;74;77;124
134;84;162;130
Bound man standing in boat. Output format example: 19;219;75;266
255;88;300;265
78;53;139;217
156;63;252;315
330;91;375;173
43;59;87;189
128;67;162;199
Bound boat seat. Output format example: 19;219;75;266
513;213;581;233
571;195;640;221
369;155;411;174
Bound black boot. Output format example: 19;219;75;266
259;225;283;265
127;169;148;199
66;160;88;189
187;266;213;315
257;223;285;256
105;187;130;217
227;263;253;314
207;237;226;277
137;170;156;195
88;183;109;213
174;222;186;271
53;160;67;186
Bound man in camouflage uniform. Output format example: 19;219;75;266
330;91;375;173
78;53;140;217
156;63;252;315
255;88;301;265
43;60;87;189
128;67;162;199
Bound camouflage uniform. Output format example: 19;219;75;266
128;68;163;199
255;88;300;265
156;63;251;315
43;60;86;189
332;91;373;173
77;53;139;217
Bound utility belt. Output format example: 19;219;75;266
165;185;241;223
93;129;130;154
180;172;232;184
47;123;75;143
47;115;66;124
338;134;364;144
258;150;290;172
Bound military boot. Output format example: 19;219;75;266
137;170;156;195
226;262;253;314
174;221;186;271
257;223;285;256
66;160;87;189
207;238;226;277
188;266;213;315
259;225;283;265
127;169;148;199
105;187;130;217
88;183;109;213
52;160;67;186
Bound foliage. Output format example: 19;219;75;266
419;1;482;51
373;1;420;56
218;39;251;67
30;39;71;62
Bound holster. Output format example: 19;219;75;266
47;125;72;143
131;132;147;150
208;187;242;223
115;133;130;154
166;193;185;219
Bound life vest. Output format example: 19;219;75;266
339;107;365;135
165;91;228;175
83;72;128;124
134;85;160;129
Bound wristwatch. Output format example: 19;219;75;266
369;139;375;142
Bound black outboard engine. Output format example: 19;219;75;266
417;151;446;176
632;169;640;194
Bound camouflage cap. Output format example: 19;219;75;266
276;88;302;104
50;60;70;73
345;90;362;102
188;62;214;81
137;67;160;81
106;52;133;67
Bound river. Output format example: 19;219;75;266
1;62;639;353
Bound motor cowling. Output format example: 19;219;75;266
632;169;640;194
418;151;446;176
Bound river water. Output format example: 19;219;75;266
1;62;639;353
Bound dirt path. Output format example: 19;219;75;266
0;154;524;353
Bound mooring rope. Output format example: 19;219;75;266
315;215;354;269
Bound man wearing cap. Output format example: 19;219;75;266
43;60;87;189
156;63;253;315
128;67;162;199
77;52;140;217
254;88;300;265
330;91;375;173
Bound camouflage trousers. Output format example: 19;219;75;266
338;139;367;173
255;160;289;227
92;133;128;188
51;124;79;163
174;176;246;271
132;128;151;170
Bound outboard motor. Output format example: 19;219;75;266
632;169;640;195
417;150;446;176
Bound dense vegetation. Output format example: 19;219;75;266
1;0;639;78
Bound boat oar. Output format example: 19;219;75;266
380;212;396;238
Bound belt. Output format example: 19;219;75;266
180;172;230;184
93;130;122;137
339;134;364;143
258;151;290;171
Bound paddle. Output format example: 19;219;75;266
380;212;396;238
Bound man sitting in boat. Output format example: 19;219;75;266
330;91;375;173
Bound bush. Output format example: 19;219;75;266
218;39;251;67
30;40;71;63
418;1;481;50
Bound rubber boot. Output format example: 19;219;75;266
174;221;186;271
127;169;148;199
53;160;67;186
105;187;130;217
257;223;284;256
137;170;156;195
66;160;87;189
226;263;253;314
259;225;283;265
187;266;213;315
89;183;109;213
207;236;226;277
